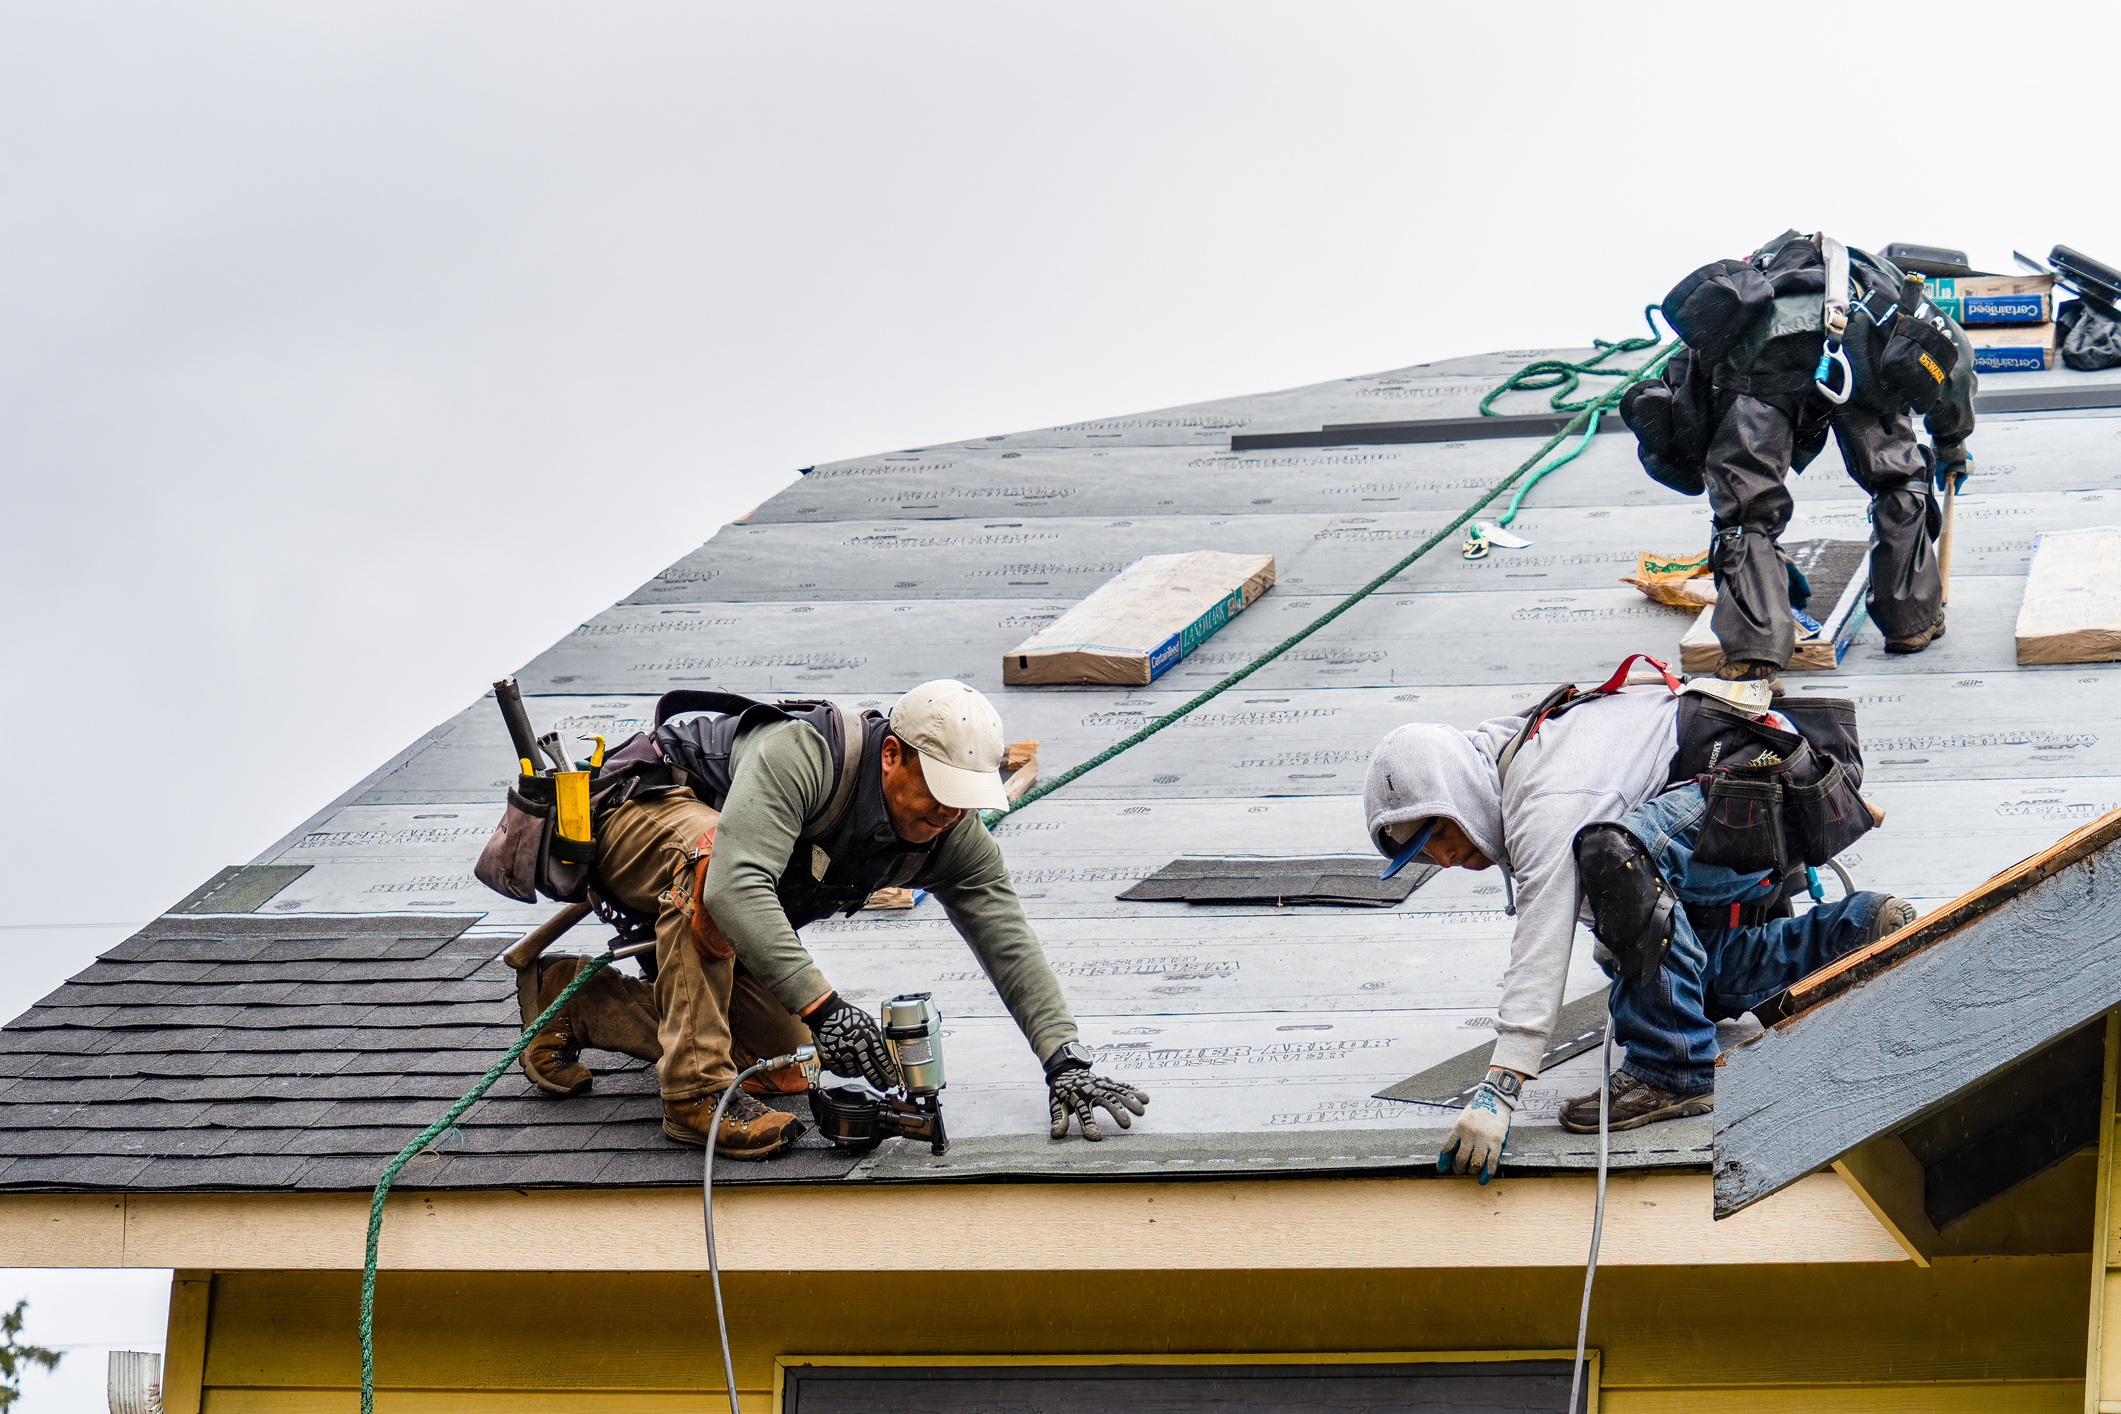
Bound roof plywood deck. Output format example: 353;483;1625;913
6;349;2121;1193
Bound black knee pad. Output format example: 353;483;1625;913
1575;824;1678;987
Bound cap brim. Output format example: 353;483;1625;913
916;750;1012;810
1381;819;1439;880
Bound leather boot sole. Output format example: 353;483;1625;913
661;1116;803;1160
1558;1091;1714;1134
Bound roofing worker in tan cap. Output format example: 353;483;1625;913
518;680;1148;1159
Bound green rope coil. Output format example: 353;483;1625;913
1477;306;1664;418
985;336;1680;827
359;951;617;1414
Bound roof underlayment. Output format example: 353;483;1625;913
5;349;2120;1192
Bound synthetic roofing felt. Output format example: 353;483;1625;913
4;349;2119;1192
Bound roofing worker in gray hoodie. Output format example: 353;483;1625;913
1363;673;1916;1182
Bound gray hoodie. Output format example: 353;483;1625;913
1363;689;1682;1076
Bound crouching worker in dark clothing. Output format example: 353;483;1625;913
519;680;1147;1159
1622;232;1977;686
1362;673;1915;1182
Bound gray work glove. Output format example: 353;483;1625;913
1438;1067;1520;1185
1047;1055;1149;1141
804;992;899;1091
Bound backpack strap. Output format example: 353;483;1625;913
653;689;765;730
797;704;868;843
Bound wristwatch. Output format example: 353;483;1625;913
1483;1067;1523;1100
1044;1041;1095;1078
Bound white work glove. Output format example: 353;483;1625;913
1437;1067;1521;1185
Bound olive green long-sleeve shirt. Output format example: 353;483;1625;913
699;718;1079;1065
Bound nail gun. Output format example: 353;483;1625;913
810;993;950;1156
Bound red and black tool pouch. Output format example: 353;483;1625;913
1660;259;1775;365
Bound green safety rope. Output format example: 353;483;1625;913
1477;307;1667;531
1478;306;1664;418
985;335;1681;826
358;329;1682;1407
359;952;616;1414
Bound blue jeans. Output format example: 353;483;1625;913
1599;784;1889;1095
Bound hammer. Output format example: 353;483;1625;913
501;902;659;971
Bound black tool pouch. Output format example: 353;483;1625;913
1782;752;1871;866
1661;260;1775;365
1694;774;1789;874
1875;312;1959;415
1620;347;1715;496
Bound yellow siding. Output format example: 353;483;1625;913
191;1260;2088;1411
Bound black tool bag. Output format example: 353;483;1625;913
1661;259;1775;365
2060;298;2121;371
1619;347;1716;496
1678;696;1873;873
1873;309;1959;416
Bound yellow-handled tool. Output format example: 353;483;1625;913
555;771;593;845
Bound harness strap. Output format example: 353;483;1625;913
1820;235;1851;340
1497;654;1683;788
1588;653;1681;696
797;705;867;844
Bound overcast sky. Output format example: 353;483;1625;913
5;2;2118;1405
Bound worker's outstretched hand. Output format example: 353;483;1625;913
1048;1066;1149;1142
804;992;900;1091
1438;1068;1520;1185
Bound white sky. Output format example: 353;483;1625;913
4;3;2118;1406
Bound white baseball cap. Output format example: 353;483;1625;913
890;680;1011;810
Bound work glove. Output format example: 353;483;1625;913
1046;1051;1149;1141
804;992;899;1091
1437;1068;1521;1185
1932;439;1972;491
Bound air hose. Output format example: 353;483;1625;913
361;328;1682;1409
1568;990;1618;1413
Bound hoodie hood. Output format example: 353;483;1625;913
1362;719;1519;870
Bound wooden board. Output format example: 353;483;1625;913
2016;525;2121;665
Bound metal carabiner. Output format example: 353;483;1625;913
1814;337;1853;405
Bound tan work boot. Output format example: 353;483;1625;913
519;962;592;1097
664;1089;805;1159
1883;611;1946;655
1713;658;1784;695
516;955;665;1097
1559;1070;1713;1134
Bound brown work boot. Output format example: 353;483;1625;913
663;1089;804;1159
1713;658;1784;695
522;1015;592;1097
519;962;592;1097
1559;1070;1713;1134
1884;611;1946;655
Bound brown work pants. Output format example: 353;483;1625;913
594;789;812;1101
